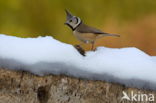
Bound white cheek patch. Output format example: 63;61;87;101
73;16;81;29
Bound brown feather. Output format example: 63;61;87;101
76;23;120;37
76;23;106;34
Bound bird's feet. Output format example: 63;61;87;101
74;45;85;56
91;48;97;51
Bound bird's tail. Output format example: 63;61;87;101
103;33;120;37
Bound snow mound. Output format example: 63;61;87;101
152;56;156;62
0;34;156;90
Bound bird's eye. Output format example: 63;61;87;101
69;20;72;22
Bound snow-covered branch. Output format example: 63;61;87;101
0;34;156;90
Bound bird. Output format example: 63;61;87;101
64;10;120;50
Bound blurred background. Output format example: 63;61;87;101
0;0;156;55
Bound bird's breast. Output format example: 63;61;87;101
73;31;97;43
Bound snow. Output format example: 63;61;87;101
0;34;156;90
152;56;156;62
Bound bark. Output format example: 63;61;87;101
0;68;155;103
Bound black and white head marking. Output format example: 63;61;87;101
72;16;82;30
65;10;82;31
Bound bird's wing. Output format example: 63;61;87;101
76;23;120;37
76;23;106;34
